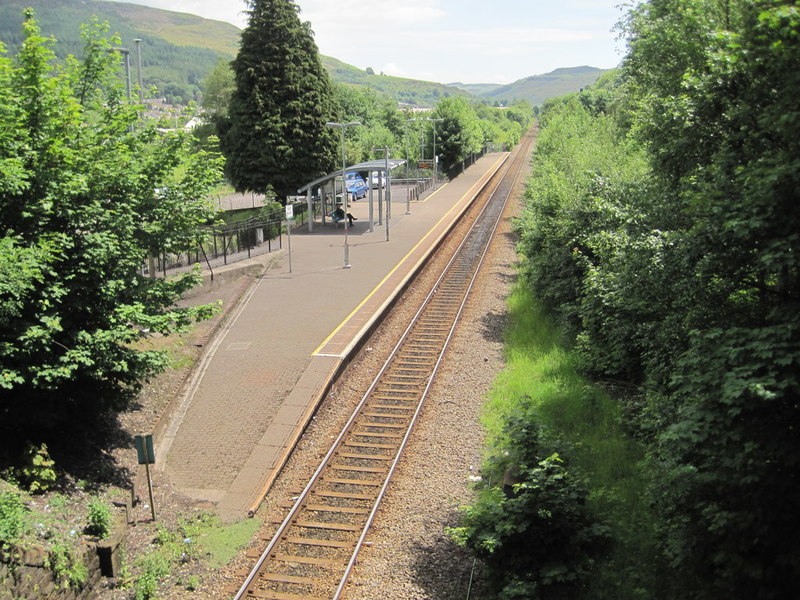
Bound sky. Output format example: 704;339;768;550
107;0;632;85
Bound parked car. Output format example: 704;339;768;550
368;173;387;189
345;172;368;199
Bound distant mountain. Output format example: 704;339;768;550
447;82;504;97
450;66;611;106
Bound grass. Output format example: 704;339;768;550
481;280;659;597
192;516;261;568
130;512;261;598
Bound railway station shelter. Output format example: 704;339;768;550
297;159;405;233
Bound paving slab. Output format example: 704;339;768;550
155;153;509;522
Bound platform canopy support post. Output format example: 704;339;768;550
368;177;374;233
306;188;313;232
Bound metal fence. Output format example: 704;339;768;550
406;177;435;201
146;202;310;277
445;148;488;181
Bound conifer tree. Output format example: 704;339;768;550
221;0;338;200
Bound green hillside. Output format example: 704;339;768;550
0;0;468;107
451;66;611;106
0;0;241;104
447;82;504;97
322;56;472;106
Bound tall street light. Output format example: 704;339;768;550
427;118;444;188
133;39;144;106
406;117;444;189
405;118;423;190
326;121;361;269
110;47;132;101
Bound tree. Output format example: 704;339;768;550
431;97;483;174
513;1;800;597
201;59;234;122
220;0;338;200
0;11;222;459
623;2;800;596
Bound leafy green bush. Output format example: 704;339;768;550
47;543;88;589
451;417;608;600
18;442;57;493
514;2;800;597
85;496;112;539
0;489;27;549
134;552;171;600
0;14;223;453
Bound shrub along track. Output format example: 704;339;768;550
229;128;536;600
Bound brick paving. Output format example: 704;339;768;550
155;154;509;521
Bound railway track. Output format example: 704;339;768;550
232;129;536;600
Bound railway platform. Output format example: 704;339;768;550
155;152;509;522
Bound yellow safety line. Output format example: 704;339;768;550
312;154;507;356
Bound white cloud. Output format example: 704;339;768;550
380;63;405;77
298;0;446;26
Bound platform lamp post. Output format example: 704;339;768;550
326;121;361;269
404;118;422;203
427;118;443;188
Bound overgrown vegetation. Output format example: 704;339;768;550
451;285;655;599
0;10;223;463
128;512;259;599
85;496;112;539
457;1;800;598
17;443;58;493
46;542;89;589
0;488;27;550
0;480;110;589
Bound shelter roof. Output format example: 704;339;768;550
297;159;405;193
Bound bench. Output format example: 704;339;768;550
328;211;344;227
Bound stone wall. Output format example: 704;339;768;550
0;523;125;600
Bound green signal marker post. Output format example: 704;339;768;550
134;434;157;521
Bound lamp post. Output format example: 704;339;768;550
111;47;132;102
372;147;393;239
326;121;361;269
406;117;443;190
427;118;443;188
405;118;422;206
133;39;144;105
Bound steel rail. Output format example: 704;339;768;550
331;135;528;600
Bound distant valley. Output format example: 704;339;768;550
0;0;610;106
